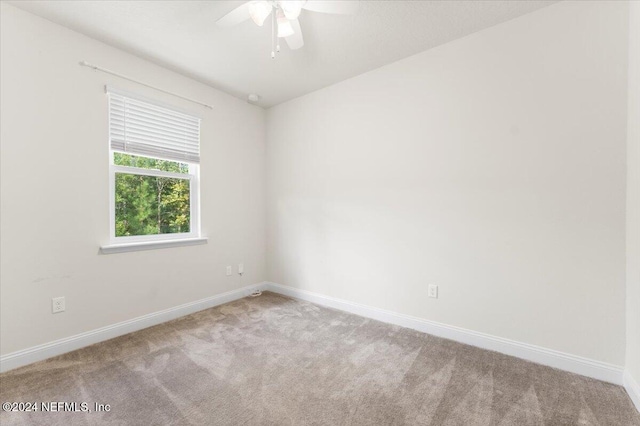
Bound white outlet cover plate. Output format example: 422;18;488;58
52;297;65;313
428;285;438;298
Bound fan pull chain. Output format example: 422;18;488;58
276;9;281;53
271;7;276;59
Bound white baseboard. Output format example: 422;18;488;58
624;370;640;412
265;282;625;386
0;280;630;401
0;282;267;373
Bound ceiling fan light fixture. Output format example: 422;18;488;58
280;0;304;20
277;16;295;38
248;1;272;26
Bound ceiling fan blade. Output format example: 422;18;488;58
216;2;252;27
302;0;359;15
284;19;304;50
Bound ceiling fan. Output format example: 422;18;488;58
217;1;359;58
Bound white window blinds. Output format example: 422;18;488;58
107;87;201;164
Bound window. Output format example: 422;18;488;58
107;87;201;245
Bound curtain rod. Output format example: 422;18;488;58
79;61;213;109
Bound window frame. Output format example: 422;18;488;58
108;150;201;244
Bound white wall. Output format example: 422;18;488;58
626;0;640;386
266;1;629;365
0;3;266;355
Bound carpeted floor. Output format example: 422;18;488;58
0;292;638;425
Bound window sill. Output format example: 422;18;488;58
100;237;208;254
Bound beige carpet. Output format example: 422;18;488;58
0;291;638;425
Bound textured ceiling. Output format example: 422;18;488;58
9;0;558;108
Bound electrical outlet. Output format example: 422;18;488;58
52;297;65;313
226;265;232;276
238;263;244;275
428;285;438;299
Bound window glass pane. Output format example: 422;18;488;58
115;173;190;237
114;152;189;174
